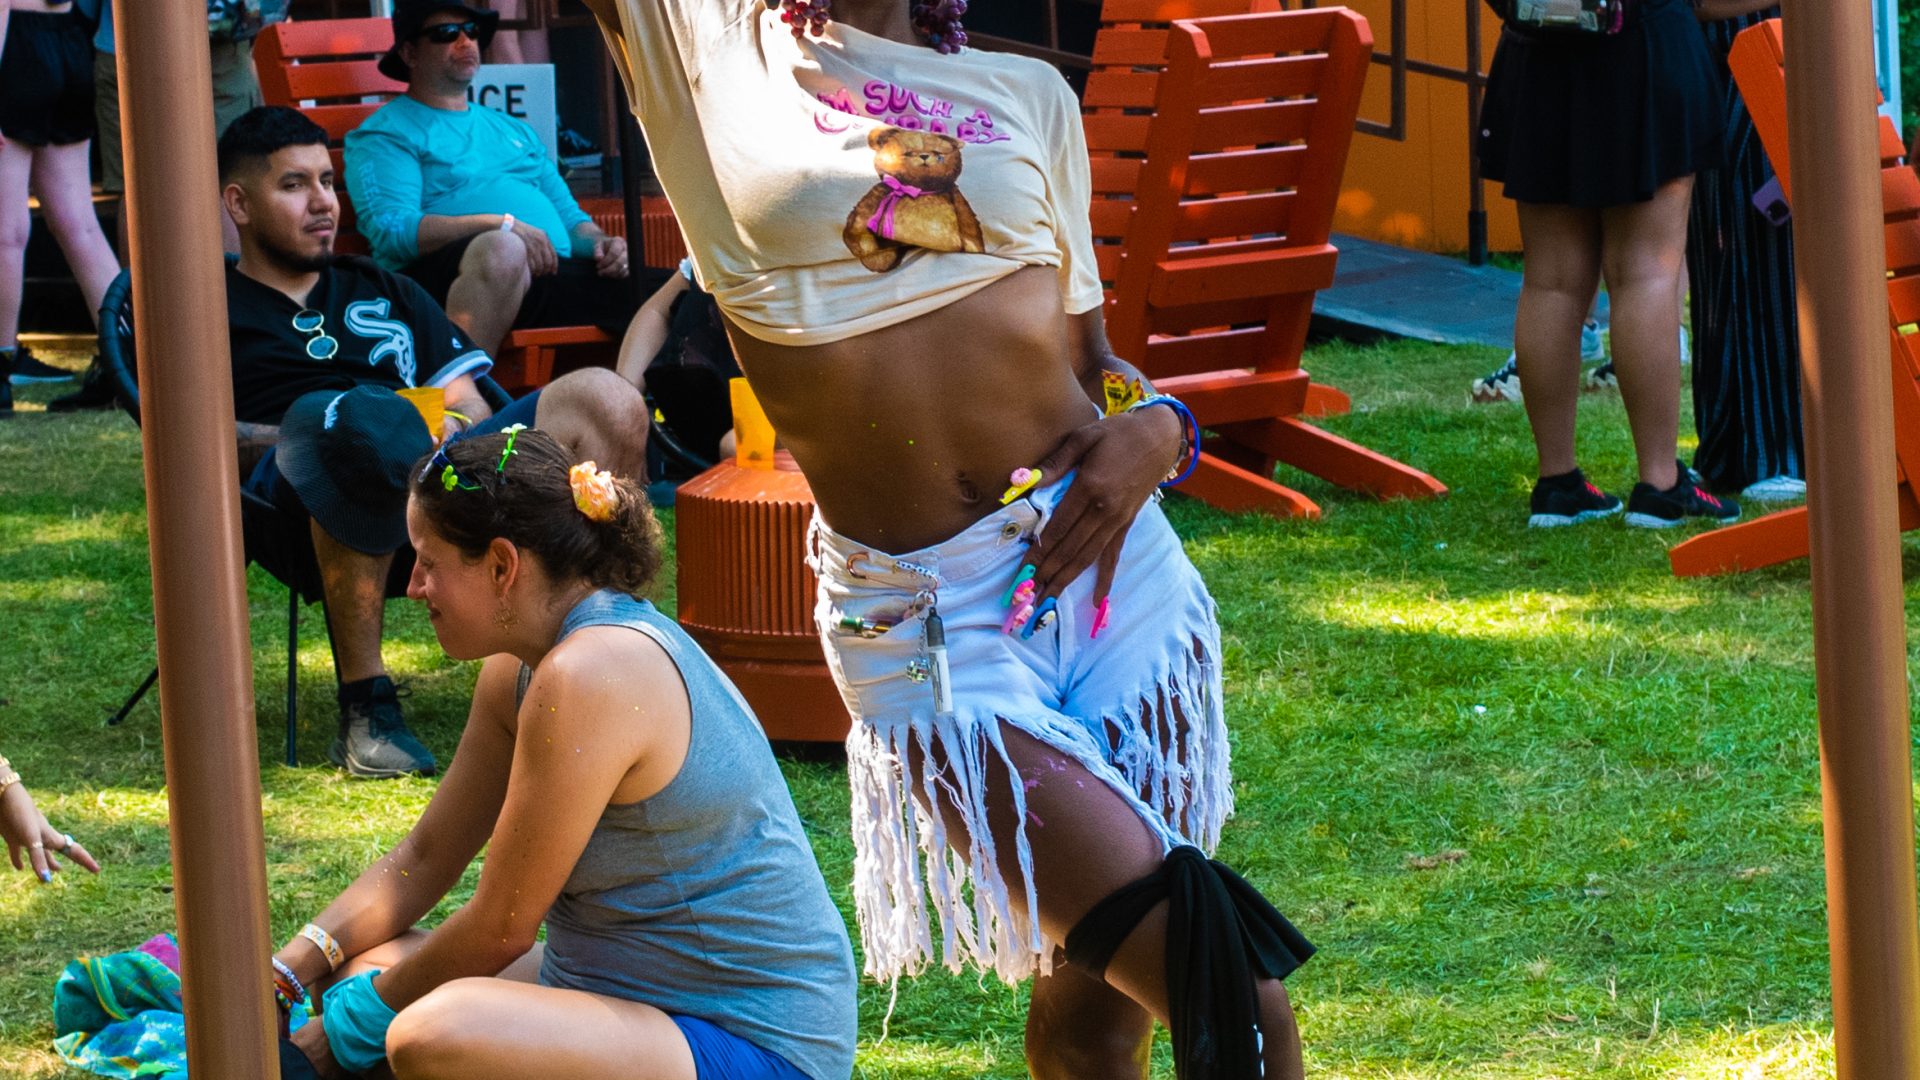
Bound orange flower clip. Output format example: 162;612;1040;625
568;462;620;522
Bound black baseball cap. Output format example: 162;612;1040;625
275;386;435;554
378;0;500;83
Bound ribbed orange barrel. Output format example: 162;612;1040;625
674;454;851;742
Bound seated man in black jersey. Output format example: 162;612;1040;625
220;106;651;778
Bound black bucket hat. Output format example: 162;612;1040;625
377;0;500;83
276;386;435;555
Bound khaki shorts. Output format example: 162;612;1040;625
94;38;260;194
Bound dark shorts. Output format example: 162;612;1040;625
246;389;542;554
668;1015;809;1080
401;235;672;335
0;11;95;148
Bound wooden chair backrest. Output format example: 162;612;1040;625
1091;6;1368;382
1728;18;1920;480
1085;0;1287;287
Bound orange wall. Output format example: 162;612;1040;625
1334;0;1521;254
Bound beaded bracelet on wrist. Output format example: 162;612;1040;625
1125;394;1202;487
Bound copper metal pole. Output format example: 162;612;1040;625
1780;3;1920;1075
115;2;280;1076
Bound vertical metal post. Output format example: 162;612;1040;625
1781;3;1920;1076
1464;0;1486;265
115;1;280;1076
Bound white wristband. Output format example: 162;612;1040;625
499;213;515;233
299;922;345;972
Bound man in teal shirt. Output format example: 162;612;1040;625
346;1;663;354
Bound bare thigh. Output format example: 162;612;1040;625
340;931;697;1080
386;976;695;1080
909;723;1178;1020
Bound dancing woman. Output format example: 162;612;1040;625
581;1;1315;1076
281;429;856;1080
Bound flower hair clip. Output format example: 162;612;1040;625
494;424;527;482
569;461;620;522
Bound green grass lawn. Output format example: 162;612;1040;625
0;337;1885;1077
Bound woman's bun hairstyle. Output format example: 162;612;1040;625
410;428;663;596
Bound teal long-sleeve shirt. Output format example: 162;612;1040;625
344;95;591;271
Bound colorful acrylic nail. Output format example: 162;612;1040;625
1021;596;1059;640
1090;597;1112;640
1001;564;1037;607
1003;601;1035;635
1007;580;1037;614
999;467;1043;506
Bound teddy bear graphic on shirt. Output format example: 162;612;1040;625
843;126;986;273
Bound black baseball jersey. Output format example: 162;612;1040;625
225;256;491;424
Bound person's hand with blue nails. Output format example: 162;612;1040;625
0;756;102;883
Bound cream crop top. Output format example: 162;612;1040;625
598;0;1105;345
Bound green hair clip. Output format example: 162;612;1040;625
496;424;528;480
441;462;482;492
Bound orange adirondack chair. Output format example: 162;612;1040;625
1087;2;1446;518
1668;18;1920;576
250;19;683;392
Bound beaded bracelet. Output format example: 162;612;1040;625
1126;394;1201;488
0;755;19;797
271;956;309;1015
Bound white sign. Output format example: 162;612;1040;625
466;64;557;161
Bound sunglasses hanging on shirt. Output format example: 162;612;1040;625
292;310;339;361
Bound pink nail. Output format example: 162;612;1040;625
1003;601;1035;635
1090;597;1112;640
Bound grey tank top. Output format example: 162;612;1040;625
526;591;856;1080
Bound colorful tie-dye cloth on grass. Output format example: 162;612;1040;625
51;933;312;1079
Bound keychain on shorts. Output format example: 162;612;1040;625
924;608;954;718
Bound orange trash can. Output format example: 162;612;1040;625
672;453;852;742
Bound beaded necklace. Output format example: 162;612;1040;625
770;0;969;55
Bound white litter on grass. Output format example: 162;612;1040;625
1472;704;1488;715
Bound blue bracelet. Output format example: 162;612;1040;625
1126;395;1201;488
321;970;398;1073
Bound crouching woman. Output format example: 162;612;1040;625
278;427;857;1080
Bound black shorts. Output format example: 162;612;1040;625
401;235;671;335
0;10;95;148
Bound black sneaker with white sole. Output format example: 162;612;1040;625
329;675;437;778
1624;477;1740;529
1528;468;1622;528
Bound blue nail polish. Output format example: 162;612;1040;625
1020;596;1058;640
38;869;52;883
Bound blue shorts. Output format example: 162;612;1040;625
668;1014;809;1080
461;389;541;438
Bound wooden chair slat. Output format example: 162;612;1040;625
1094;3;1444;515
1183;145;1306;196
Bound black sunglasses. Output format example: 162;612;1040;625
416;20;481;44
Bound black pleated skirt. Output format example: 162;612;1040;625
1477;0;1727;207
1686;8;1804;491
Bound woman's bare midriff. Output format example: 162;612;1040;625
729;265;1093;552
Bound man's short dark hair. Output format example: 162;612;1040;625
218;106;330;182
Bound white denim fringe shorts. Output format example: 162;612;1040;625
807;480;1232;985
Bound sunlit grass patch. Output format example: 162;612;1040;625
0;339;1879;1078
